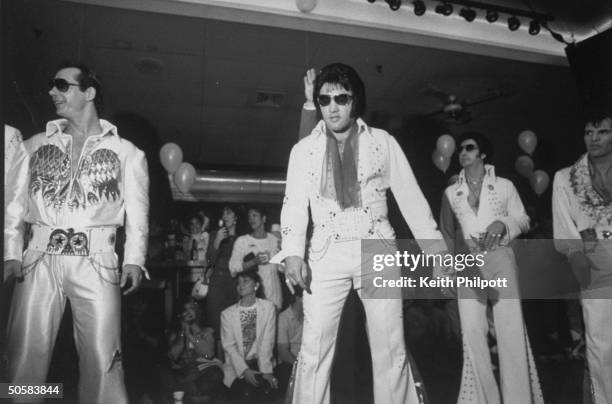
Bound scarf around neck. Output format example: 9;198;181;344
320;123;361;209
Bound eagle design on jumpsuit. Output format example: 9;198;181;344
29;145;121;210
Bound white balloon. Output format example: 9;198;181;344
296;0;317;13
518;130;537;155
515;155;535;178
432;149;450;173
436;134;456;158
160;143;183;174
174;162;196;193
530;170;550;196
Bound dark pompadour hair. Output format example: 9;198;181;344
584;101;612;127
458;131;493;162
56;61;104;113
313;63;366;118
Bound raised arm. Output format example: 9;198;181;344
298;68;318;140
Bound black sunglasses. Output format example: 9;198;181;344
459;144;478;152
317;94;353;107
48;78;80;93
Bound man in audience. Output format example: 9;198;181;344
552;103;612;404
4;62;149;403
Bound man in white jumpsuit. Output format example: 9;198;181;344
553;106;612;404
4;63;149;403
280;63;446;404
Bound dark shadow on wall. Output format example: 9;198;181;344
112;112;173;225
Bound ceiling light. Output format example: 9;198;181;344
485;9;498;23
367;0;376;3
385;0;401;10
459;7;476;22
529;20;541;35
435;2;453;16
508;15;521;31
413;0;426;16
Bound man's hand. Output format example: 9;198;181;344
243;368;261;386
284;256;311;294
121;264;143;295
568;251;592;289
482;220;507;251
5;260;23;281
304;68;316;103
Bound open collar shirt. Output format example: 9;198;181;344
280;118;444;259
444;164;529;245
4;119;149;268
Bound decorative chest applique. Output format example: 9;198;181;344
570;155;612;225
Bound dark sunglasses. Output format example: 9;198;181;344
48;78;80;93
459;144;478;152
317;94;353;107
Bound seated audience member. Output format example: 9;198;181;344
221;270;278;402
275;287;304;392
161;297;224;402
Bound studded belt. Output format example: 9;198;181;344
27;223;117;256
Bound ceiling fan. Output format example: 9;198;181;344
424;87;510;123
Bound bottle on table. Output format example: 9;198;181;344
190;239;199;262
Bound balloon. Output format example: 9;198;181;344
518;130;537;155
514;155;534;178
436;134;456;158
296;0;317;12
160;143;183;174
174;162;196;193
529;170;550;196
432;149;450;173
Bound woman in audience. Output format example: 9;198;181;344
162;297;224;403
182;211;211;263
221;270;278;402
229;207;283;310
206;207;240;341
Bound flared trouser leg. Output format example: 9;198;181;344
457;247;542;404
581;294;612;404
7;253;65;404
292;240;418;404
7;251;127;404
